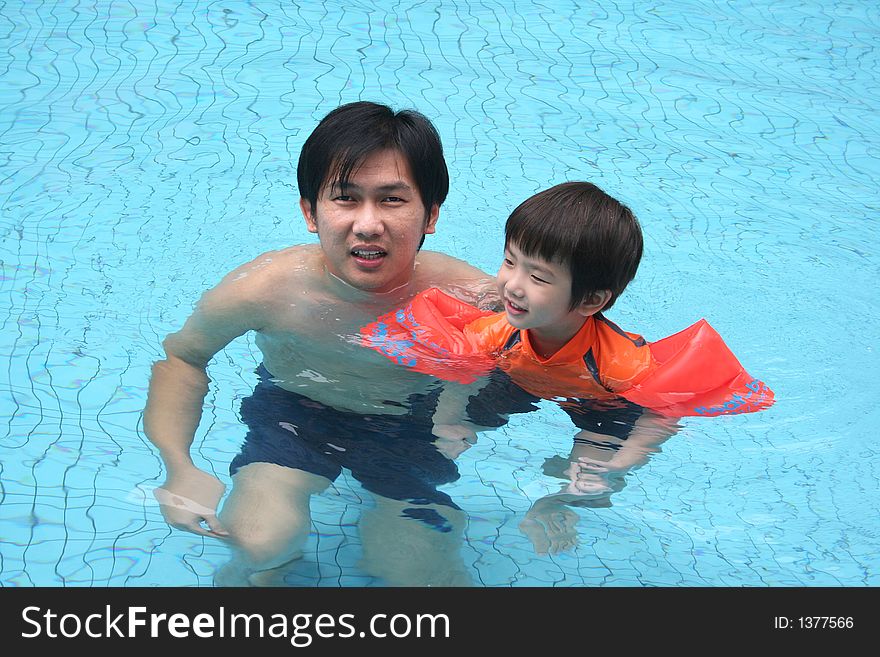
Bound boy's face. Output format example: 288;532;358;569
301;149;439;294
496;241;595;344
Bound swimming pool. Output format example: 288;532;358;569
1;0;877;587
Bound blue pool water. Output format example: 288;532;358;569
1;0;878;587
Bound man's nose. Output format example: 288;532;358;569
352;204;384;237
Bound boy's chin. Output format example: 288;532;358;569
504;312;531;328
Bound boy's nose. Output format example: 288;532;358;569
505;274;526;297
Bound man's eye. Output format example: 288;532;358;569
383;196;404;203
333;195;354;202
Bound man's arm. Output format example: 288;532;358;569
144;267;265;537
419;251;502;311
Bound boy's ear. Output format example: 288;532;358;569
577;290;612;317
300;198;318;233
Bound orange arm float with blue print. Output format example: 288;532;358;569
360;288;774;417
360;288;495;384
621;319;774;417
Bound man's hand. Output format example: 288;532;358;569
154;465;229;538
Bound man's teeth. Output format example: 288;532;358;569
352;249;385;260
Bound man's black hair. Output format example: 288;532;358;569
297;101;449;220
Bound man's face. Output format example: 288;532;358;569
301;149;439;294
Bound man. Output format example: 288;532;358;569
144;102;497;585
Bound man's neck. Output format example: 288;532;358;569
321;264;419;309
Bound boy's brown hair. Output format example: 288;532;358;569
505;182;643;311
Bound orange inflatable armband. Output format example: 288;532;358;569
360;288;494;384
361;289;775;417
621;319;774;416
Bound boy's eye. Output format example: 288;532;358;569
503;258;514;266
531;275;549;284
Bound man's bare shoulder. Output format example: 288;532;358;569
186;245;322;328
212;245;322;299
414;250;494;281
415;250;500;310
165;246;323;360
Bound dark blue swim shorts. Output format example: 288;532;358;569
230;365;461;510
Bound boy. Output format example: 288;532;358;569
363;180;773;431
429;180;653;441
361;182;773;529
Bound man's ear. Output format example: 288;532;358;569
423;204;439;235
300;198;318;233
577;290;612;317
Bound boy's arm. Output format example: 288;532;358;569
430;377;492;458
568;410;680;482
144;273;264;536
432;378;487;426
520;411;680;554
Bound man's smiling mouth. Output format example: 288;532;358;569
351;248;387;260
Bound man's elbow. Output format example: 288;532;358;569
159;333;211;370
